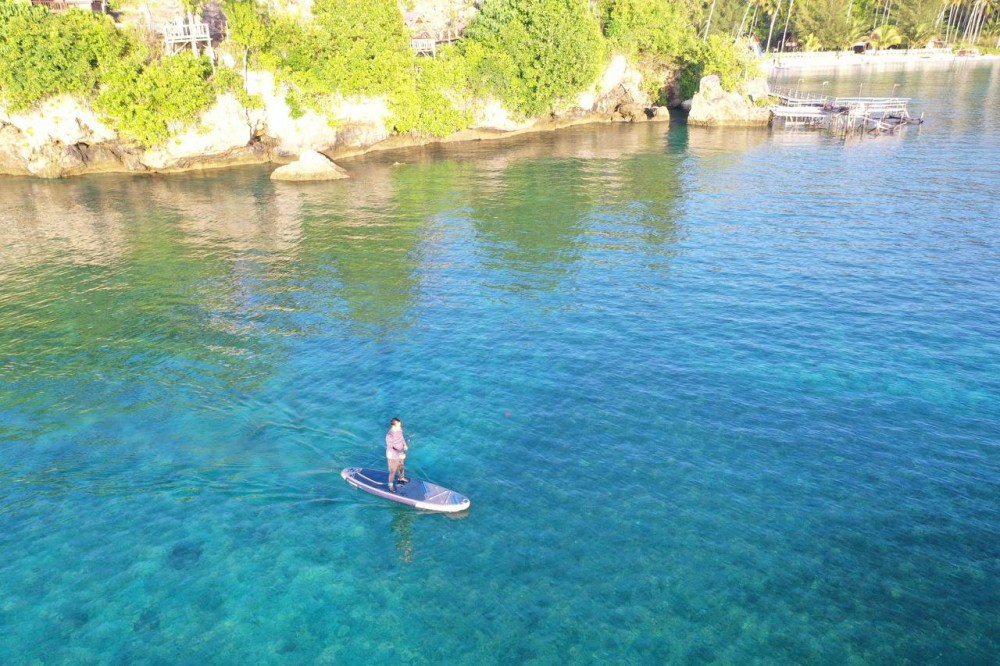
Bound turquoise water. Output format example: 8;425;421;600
1;63;998;664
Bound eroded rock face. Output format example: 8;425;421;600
473;100;536;132
0;124;30;176
688;75;770;127
0;54;690;178
650;106;670;122
140;94;253;170
589;55;647;115
617;103;649;121
0;74;391;177
270;150;350;181
0;95;122;177
333;121;391;150
245;71;340;157
744;78;771;104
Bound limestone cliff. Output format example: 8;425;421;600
687;75;771;128
0;53;667;179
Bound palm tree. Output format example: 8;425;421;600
765;0;783;50
780;0;797;51
968;0;1000;44
870;23;903;48
943;0;962;43
983;16;1000;45
704;0;719;39
896;0;944;45
735;0;755;38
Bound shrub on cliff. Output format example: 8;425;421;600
599;0;699;104
0;2;220;146
678;35;760;100
391;49;475;137
221;0;272;82
0;2;131;112
461;0;605;117
252;0;470;137
96;52;217;146
261;0;411;99
600;0;697;60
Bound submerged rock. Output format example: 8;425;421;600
688;75;770;127
270;150;350;181
168;539;203;569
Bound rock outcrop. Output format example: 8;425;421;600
270;150;350;181
577;54;650;118
613;103;669;123
0;95;125;177
744;78;772;104
688;75;771;127
0;54;683;179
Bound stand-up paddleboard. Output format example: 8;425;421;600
341;467;471;513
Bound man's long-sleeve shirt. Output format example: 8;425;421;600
386;430;407;460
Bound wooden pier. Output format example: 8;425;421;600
770;88;923;135
769;106;826;126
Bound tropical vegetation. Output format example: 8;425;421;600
1;0;998;148
0;1;218;144
708;0;1000;53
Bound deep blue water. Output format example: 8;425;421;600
1;62;998;664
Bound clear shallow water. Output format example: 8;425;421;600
1;63;998;664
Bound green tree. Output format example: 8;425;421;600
0;2;131;111
796;0;867;49
678;34;759;98
601;0;698;58
463;0;605;117
391;48;474;137
869;23;903;48
983;16;1000;45
96;52;217;146
707;0;761;38
222;0;272;83
895;0;945;44
256;0;414;119
309;0;412;98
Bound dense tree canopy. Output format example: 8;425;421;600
2;0;997;149
462;0;606;117
0;0;217;145
0;2;130;111
702;0;1000;51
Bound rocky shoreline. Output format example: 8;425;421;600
0;56;681;180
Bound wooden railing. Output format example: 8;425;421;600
162;19;213;58
163;22;211;42
410;28;464;56
30;0;105;12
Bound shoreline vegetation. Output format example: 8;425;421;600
1;0;998;178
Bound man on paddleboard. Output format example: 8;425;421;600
385;417;409;493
